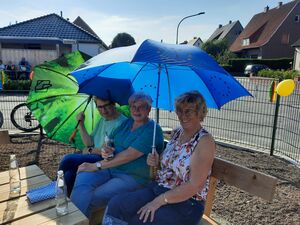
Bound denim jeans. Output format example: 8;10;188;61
70;169;142;218
58;153;102;196
103;182;205;225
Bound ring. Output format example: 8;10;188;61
147;209;151;213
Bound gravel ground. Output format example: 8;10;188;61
0;134;299;225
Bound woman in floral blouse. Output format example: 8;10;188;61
102;91;215;225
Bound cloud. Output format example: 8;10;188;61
0;4;215;46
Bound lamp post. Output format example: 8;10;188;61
176;12;205;44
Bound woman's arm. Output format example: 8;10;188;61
161;134;215;203
79;122;94;147
77;147;143;172
77;112;94;147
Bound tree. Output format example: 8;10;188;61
202;39;236;65
111;33;136;49
202;39;228;59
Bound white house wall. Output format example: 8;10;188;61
1;49;58;67
294;47;300;71
77;43;103;56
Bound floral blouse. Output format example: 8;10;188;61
156;127;211;201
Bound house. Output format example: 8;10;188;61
207;20;243;46
292;39;300;71
187;37;203;48
230;1;300;59
0;13;108;67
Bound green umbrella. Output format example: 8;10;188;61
27;51;130;150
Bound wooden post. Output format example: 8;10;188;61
203;176;218;217
0;130;10;144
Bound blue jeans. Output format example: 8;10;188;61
59;153;102;196
70;169;142;218
103;182;205;225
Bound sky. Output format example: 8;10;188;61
0;0;293;46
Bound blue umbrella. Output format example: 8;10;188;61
77;76;134;105
72;39;251;111
71;39;251;151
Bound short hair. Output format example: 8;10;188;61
128;92;153;108
93;96;115;105
175;91;208;121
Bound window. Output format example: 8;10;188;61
281;33;290;44
242;38;250;46
295;15;300;23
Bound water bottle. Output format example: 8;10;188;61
55;170;68;215
9;154;21;196
104;133;114;160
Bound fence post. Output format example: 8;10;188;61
270;79;282;156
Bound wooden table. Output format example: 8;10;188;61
0;165;89;225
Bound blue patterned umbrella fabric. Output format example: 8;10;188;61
72;39;251;111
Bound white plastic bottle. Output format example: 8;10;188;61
55;170;68;215
9;154;21;195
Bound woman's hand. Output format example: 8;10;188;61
77;162;97;172
76;112;85;124
147;150;159;167
90;148;102;155
137;195;165;223
101;146;115;160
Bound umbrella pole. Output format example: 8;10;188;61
69;95;93;143
150;65;161;179
150;119;158;179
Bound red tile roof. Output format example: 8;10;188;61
230;0;299;52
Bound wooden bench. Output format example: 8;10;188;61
89;157;278;225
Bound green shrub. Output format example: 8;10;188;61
3;80;31;90
258;69;299;79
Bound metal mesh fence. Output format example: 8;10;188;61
150;77;300;164
1;77;299;164
0;90;28;130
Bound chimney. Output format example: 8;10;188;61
194;37;197;39
60;11;63;17
264;6;269;12
277;2;283;8
218;24;222;28
229;20;232;24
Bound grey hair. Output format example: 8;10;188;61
128;92;153;108
175;91;208;121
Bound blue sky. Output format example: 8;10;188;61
0;0;292;45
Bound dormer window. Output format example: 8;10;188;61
295;15;300;23
242;38;250;46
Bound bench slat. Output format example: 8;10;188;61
211;157;277;201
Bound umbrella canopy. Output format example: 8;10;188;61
72;39;251;111
27;51;130;149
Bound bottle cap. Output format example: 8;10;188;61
57;170;64;176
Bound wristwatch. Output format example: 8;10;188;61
96;161;102;170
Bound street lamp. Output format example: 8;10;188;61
176;12;205;44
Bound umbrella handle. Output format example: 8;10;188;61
150;166;158;180
69;127;78;143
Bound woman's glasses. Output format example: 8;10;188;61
175;108;197;117
96;102;112;110
130;104;149;112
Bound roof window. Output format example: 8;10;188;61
242;38;250;46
